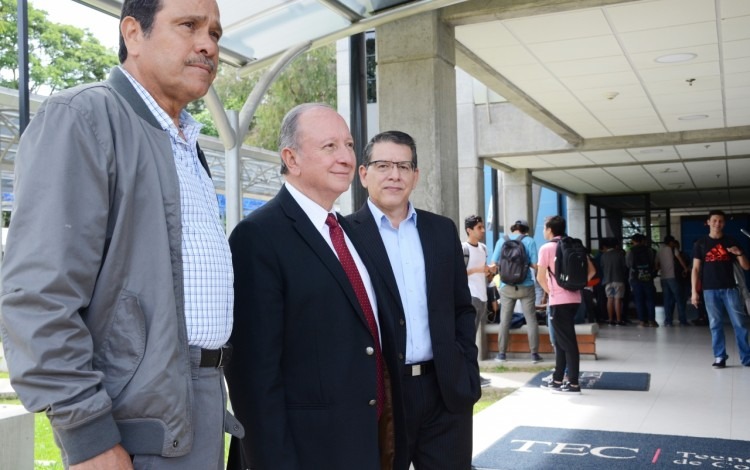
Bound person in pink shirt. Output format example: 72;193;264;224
536;216;595;393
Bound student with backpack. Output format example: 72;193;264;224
626;234;658;327
537;216;595;394
490;219;541;363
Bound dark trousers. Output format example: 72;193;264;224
402;371;472;470
551;303;580;386
631;280;656;322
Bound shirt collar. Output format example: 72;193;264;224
367;198;417;229
119;66;202;144
285;182;334;228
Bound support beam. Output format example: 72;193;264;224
482;126;750;159
455;42;582;146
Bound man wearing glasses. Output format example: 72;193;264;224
347;130;480;469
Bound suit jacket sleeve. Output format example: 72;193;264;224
226;219;300;470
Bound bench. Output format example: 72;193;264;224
484;322;599;359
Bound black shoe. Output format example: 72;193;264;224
480;376;492;387
541;380;562;391
617;320;627;326
712;358;726;369
608;321;616;326
553;382;581;394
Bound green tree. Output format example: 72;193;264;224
0;0;118;93
195;44;337;151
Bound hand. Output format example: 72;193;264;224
691;293;700;308
70;445;133;470
728;246;743;256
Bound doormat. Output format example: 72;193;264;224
525;371;650;391
472;426;750;470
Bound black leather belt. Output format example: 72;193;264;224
199;344;233;368
404;360;434;377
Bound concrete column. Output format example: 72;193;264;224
0;406;34;470
567;194;588;240
456;69;484;228
376;11;459;221
501;169;533;233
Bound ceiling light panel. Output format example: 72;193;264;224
630;44;718;70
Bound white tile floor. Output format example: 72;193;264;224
473;320;750;459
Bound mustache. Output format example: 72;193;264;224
185;56;216;73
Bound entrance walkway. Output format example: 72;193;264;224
474;321;750;463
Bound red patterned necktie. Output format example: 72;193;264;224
325;213;384;418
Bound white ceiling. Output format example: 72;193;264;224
449;0;750;214
73;0;750;214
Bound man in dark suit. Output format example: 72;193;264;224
346;130;481;469
225;104;404;470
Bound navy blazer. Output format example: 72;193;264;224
225;186;405;470
346;204;481;415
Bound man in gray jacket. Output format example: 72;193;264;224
0;0;242;468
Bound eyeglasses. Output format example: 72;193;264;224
367;160;415;174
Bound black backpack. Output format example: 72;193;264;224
550;236;589;291
498;234;528;285
631;246;654;282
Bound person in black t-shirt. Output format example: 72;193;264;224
691;210;750;368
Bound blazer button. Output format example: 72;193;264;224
366;346;374;355
172;440;179;448
369;399;377;406
398;353;404;360
399;318;405;326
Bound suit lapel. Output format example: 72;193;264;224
349;207;405;311
277;187;369;327
416;210;436;311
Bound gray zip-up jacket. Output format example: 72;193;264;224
0;68;213;464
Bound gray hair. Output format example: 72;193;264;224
278;103;335;175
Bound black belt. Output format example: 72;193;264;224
199;344;233;368
404;360;434;377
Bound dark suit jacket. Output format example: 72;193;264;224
225;186;404;470
346;204;481;416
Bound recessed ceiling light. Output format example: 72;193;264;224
655;52;697;64
678;114;709;121
640;148;663;154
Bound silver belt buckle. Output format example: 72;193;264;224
412;364;421;376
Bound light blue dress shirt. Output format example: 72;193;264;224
367;199;432;363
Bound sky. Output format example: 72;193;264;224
29;0;119;50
